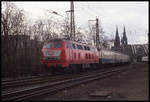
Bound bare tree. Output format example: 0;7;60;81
2;2;27;77
88;23;96;45
88;21;110;49
43;18;59;41
60;17;70;40
2;2;64;78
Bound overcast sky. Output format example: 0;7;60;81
10;1;149;44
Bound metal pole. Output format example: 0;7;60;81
96;18;100;50
70;1;73;40
72;1;75;40
70;1;75;41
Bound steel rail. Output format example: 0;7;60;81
2;67;130;101
2;74;52;83
2;74;54;89
2;70;97;89
2;66;113;89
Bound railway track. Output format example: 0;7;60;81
2;74;50;82
2;69;114;95
2;74;54;90
2;66;113;90
2;66;131;101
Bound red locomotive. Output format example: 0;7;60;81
41;39;99;73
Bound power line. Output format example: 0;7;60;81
75;3;97;18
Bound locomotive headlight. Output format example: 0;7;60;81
43;51;49;56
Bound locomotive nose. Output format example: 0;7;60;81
43;50;61;60
44;50;61;57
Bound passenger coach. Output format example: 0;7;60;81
99;49;130;64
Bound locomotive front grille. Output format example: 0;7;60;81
44;57;60;60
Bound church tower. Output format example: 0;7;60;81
121;26;128;46
121;26;128;54
114;26;121;51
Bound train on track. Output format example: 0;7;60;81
141;56;148;62
41;39;131;74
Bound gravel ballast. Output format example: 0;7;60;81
32;63;148;101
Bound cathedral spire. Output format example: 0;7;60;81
114;25;120;51
121;25;128;45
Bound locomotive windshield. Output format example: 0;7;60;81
53;42;62;48
43;43;51;48
43;41;62;48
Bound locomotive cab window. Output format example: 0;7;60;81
53;42;62;48
43;42;62;48
43;43;51;48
